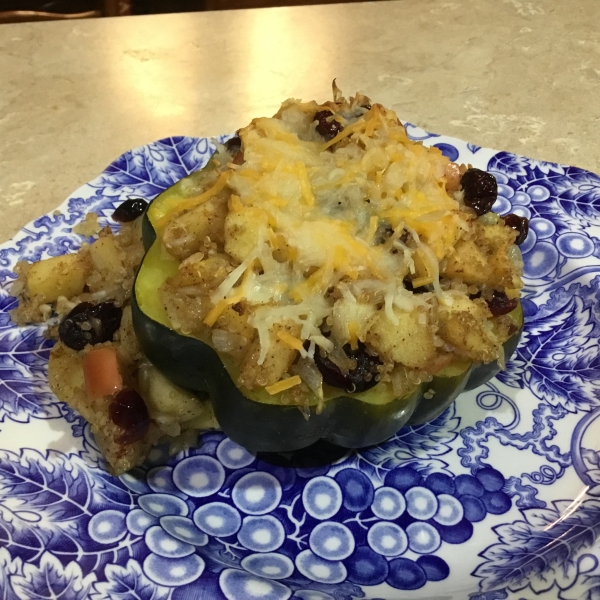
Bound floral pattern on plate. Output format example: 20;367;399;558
1;130;600;600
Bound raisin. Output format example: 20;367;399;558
314;110;344;141
112;198;148;223
503;213;529;245
58;302;122;351
487;291;518;316
225;135;242;154
460;168;498;216
314;341;381;393
109;389;150;444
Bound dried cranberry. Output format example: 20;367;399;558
503;213;529;245
314;342;381;393
112;198;148;222
487;291;518;316
225;135;242;154
109;389;150;444
460;168;498;216
58;302;122;351
314;110;344;141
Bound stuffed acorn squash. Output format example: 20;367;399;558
132;88;525;453
9;87;527;471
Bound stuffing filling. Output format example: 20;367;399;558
150;88;524;407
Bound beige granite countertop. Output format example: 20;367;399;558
0;0;598;243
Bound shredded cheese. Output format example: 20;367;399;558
265;375;302;395
211;254;257;305
204;260;256;326
203;299;231;327
320;118;369;150
365;105;380;137
365;216;379;245
412;275;434;288
295;162;315;206
161;91;487;378
406;225;451;304
277;331;305;351
156;171;231;231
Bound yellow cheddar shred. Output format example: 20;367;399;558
155;171;231;231
366;216;379;245
320;118;369;150
365;105;380;137
295;162;315;206
203;299;232;327
204;264;254;326
277;331;305;351
265;375;302;395
411;275;434;288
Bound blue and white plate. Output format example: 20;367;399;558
1;127;600;600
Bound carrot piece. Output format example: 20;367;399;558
83;347;124;400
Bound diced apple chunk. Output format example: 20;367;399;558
162;196;228;260
438;296;497;362
89;236;123;275
216;302;256;341
367;308;436;369
442;239;488;286
138;363;206;423
27;253;89;302
441;221;521;291
331;298;376;346
224;208;269;263
168;254;233;291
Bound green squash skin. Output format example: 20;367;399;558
133;167;523;452
141;212;156;250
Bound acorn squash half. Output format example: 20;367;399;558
132;164;523;453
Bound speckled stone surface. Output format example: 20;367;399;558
0;0;598;243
